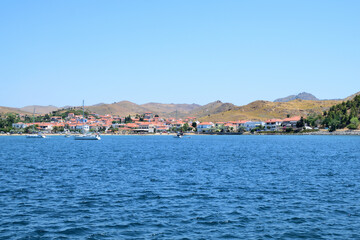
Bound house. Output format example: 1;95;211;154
264;119;283;131
224;122;237;132
171;121;185;129
215;122;225;128
12;122;28;129
144;112;153;120
197;122;214;133
243;121;265;131
50;116;63;122
282;116;302;128
233;120;248;131
155;125;169;133
76;124;90;131
133;122;155;133
28;123;54;131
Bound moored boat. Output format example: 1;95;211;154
26;133;46;138
74;133;101;140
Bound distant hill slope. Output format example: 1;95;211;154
199;99;341;122
344;91;360;101
274;92;319;102
20;105;59;114
141;102;201;118
2;90;359;118
86;101;149;116
189;100;236;118
0;106;30;115
86;101;201;118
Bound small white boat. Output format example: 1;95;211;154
26;134;46;138
74;133;101;140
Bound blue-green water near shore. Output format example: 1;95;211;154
1;135;360;239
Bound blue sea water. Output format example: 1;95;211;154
0;135;360;239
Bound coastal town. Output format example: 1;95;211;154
1;93;359;135
5;110;309;135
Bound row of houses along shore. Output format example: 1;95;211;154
12;112;306;134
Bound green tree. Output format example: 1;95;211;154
124;115;132;123
52;126;59;133
6;114;16;127
238;126;245;133
329;119;340;132
181;123;190;132
347;117;359;130
296;117;305;128
44;114;50;122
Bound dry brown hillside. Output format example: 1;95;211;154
20;105;59;114
141;102;200;117
0;106;29;115
86;101;148;116
189;100;236;118
198;99;341;122
86;101;201;117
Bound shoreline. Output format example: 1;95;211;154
1;131;360;136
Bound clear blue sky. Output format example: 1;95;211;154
0;0;359;107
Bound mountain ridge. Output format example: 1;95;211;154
1;91;359;121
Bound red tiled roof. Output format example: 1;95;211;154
282;116;302;122
198;122;213;126
265;119;283;123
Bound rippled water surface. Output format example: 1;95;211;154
1;135;360;239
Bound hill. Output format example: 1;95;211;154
86;101;149;116
0;106;29;115
344;91;360;101
189;100;236;118
20;105;59;114
199;99;341;122
322;94;360;131
274;92;319;102
141;102;200;118
85;101;201;118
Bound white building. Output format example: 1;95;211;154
197;122;214;133
264;119;283;131
76;125;90;132
12;122;28;129
243;121;265;131
281;116;302;128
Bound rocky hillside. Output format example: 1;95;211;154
274;92;319;102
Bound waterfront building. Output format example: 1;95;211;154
243;121;265;131
264;119;283;131
197;122;215;133
12;122;28;129
282;116;302;128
